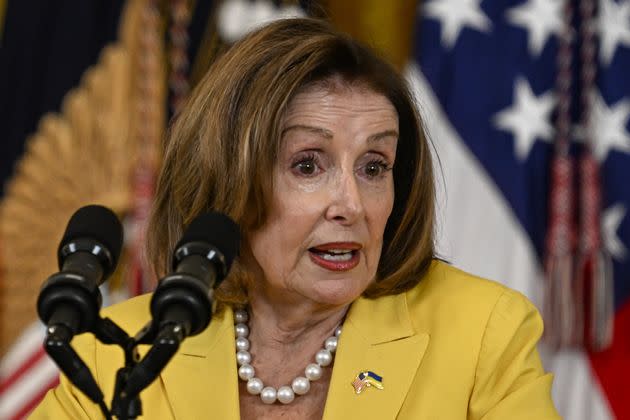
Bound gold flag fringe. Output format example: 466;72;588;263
0;0;166;357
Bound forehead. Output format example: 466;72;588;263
282;78;398;127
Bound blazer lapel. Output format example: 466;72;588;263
323;292;429;420
159;307;240;420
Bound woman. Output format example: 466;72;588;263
32;18;560;419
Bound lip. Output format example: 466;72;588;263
308;242;362;272
310;242;362;251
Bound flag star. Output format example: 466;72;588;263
506;0;564;57
218;0;304;43
423;0;492;49
587;90;630;162
603;203;628;261
598;0;630;66
493;77;555;160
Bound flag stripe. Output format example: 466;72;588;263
406;63;543;305
589;299;630;419
0;351;58;419
0;324;46;378
0;346;47;394
9;376;59;420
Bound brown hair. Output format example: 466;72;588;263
147;18;435;303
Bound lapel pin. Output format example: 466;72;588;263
351;370;384;394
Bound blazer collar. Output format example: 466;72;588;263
323;292;430;420
346;290;416;344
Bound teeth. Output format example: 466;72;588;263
319;251;353;261
326;249;351;254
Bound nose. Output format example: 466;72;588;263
324;169;365;225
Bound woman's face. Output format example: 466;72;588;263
246;81;398;307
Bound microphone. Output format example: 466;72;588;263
119;212;239;401
37;205;124;336
36;205;123;405
150;211;240;337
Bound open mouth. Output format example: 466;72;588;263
309;248;357;262
308;243;361;271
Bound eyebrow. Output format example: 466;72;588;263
282;125;333;139
367;129;399;143
282;125;399;143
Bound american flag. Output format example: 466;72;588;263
351;371;384;394
410;0;629;419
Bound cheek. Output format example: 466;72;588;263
247;195;323;275
247;227;295;290
271;175;335;234
367;179;395;231
362;183;394;265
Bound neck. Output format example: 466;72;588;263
247;293;348;349
237;286;348;392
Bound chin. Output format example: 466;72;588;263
307;277;369;307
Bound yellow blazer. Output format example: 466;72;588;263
31;261;561;419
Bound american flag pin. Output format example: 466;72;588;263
351;370;384;394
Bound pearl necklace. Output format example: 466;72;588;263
234;308;341;405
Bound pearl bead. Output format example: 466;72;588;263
235;323;249;338
234;309;248;323
277;386;295;404
235;336;250;351
305;363;323;380
233;312;342;405
291;377;310;395
315;349;332;367
238;364;255;380
260;387;277;404
324;336;338;352
236;350;251;366
246;378;263;395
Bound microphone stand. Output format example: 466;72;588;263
43;289;213;419
44;316;185;420
112;304;210;419
44;323;107;411
42;316;125;420
112;307;193;418
93;317;142;420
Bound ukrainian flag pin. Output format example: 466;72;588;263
351;371;384;394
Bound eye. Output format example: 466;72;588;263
296;160;316;175
362;159;392;178
291;153;321;177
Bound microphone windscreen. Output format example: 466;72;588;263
60;205;124;269
176;212;240;270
